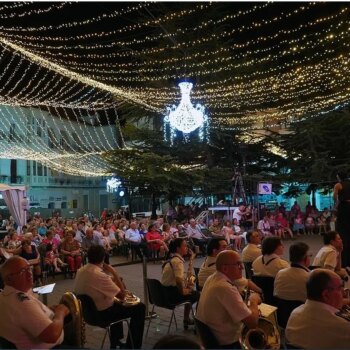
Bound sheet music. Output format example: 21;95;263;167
33;283;56;295
259;303;277;318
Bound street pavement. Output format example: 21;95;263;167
43;235;325;349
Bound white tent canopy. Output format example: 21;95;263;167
0;184;27;229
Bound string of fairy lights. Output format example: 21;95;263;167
0;3;349;175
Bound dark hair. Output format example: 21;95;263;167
153;335;201;349
168;238;185;254
289;242;309;263
87;245;105;264
148;223;157;232
21;239;31;247
323;231;339;245
307;269;332;300
246;231;259;243
261;236;282;255
207;238;226;255
46;243;53;252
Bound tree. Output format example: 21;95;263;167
104;121;252;216
258;108;350;203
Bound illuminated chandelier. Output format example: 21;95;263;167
164;82;209;144
106;177;121;193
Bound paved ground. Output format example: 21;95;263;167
43;235;325;349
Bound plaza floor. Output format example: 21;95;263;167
44;235;325;349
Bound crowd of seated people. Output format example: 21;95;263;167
257;202;337;238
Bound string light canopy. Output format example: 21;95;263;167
0;2;349;176
164;82;209;144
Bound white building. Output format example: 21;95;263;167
0;105;121;217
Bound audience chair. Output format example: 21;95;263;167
251;275;276;306
0;336;16;349
243;262;253;280
77;294;134;349
275;297;303;329
145;278;194;335
194;317;220;349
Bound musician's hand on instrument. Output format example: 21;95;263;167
249;292;262;305
116;290;126;301
53;304;70;317
103;263;115;274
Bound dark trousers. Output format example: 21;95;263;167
336;202;350;267
192;238;207;255
98;301;146;349
131;242;149;260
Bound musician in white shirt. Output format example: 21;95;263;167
286;269;350;349
252;236;289;277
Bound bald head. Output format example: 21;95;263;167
0;256;33;292
216;250;243;281
216;250;240;271
307;268;344;309
1;256;25;280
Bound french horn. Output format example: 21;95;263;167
60;291;86;348
240;317;280;350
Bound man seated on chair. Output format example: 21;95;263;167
161;238;200;329
252;236;290;277
186;219;208;255
274;242;311;303
197;250;262;349
242;231;262;263
0;256;70;349
198;238;261;295
312;231;348;280
286;269;350;349
124;221;148;260
74;245;146;349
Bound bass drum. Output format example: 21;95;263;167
60;292;86;348
240;317;280;350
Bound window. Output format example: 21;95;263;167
37;120;42;137
37;163;43;176
48;128;55;149
26;160;31;176
72;199;78;208
33;161;37;176
44;166;47;177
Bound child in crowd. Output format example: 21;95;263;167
45;243;66;272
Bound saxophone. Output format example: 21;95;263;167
185;250;196;288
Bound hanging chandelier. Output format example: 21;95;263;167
164;82;209;144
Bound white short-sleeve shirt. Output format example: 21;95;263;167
242;244;262;263
161;254;185;287
274;265;309;302
286;300;350;349
196;271;251;345
0;285;63;349
74;263;120;311
312;245;338;270
252;254;290;277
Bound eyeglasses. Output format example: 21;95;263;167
8;266;32;277
327;280;345;291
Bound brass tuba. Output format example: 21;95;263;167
60;291;86;348
240;317;280;350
